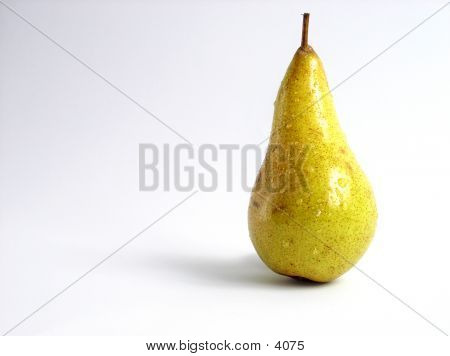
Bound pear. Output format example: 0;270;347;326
248;14;377;282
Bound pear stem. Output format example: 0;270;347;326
301;13;310;48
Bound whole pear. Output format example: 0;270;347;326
248;14;377;282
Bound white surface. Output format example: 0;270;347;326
0;0;449;348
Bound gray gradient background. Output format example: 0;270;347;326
0;0;449;337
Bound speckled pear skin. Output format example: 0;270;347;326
248;45;377;282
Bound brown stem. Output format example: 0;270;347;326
301;13;310;48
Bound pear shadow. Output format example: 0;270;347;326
147;252;337;289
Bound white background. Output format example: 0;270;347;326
0;0;449;353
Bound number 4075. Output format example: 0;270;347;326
274;341;304;351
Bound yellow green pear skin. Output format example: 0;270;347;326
248;45;377;282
